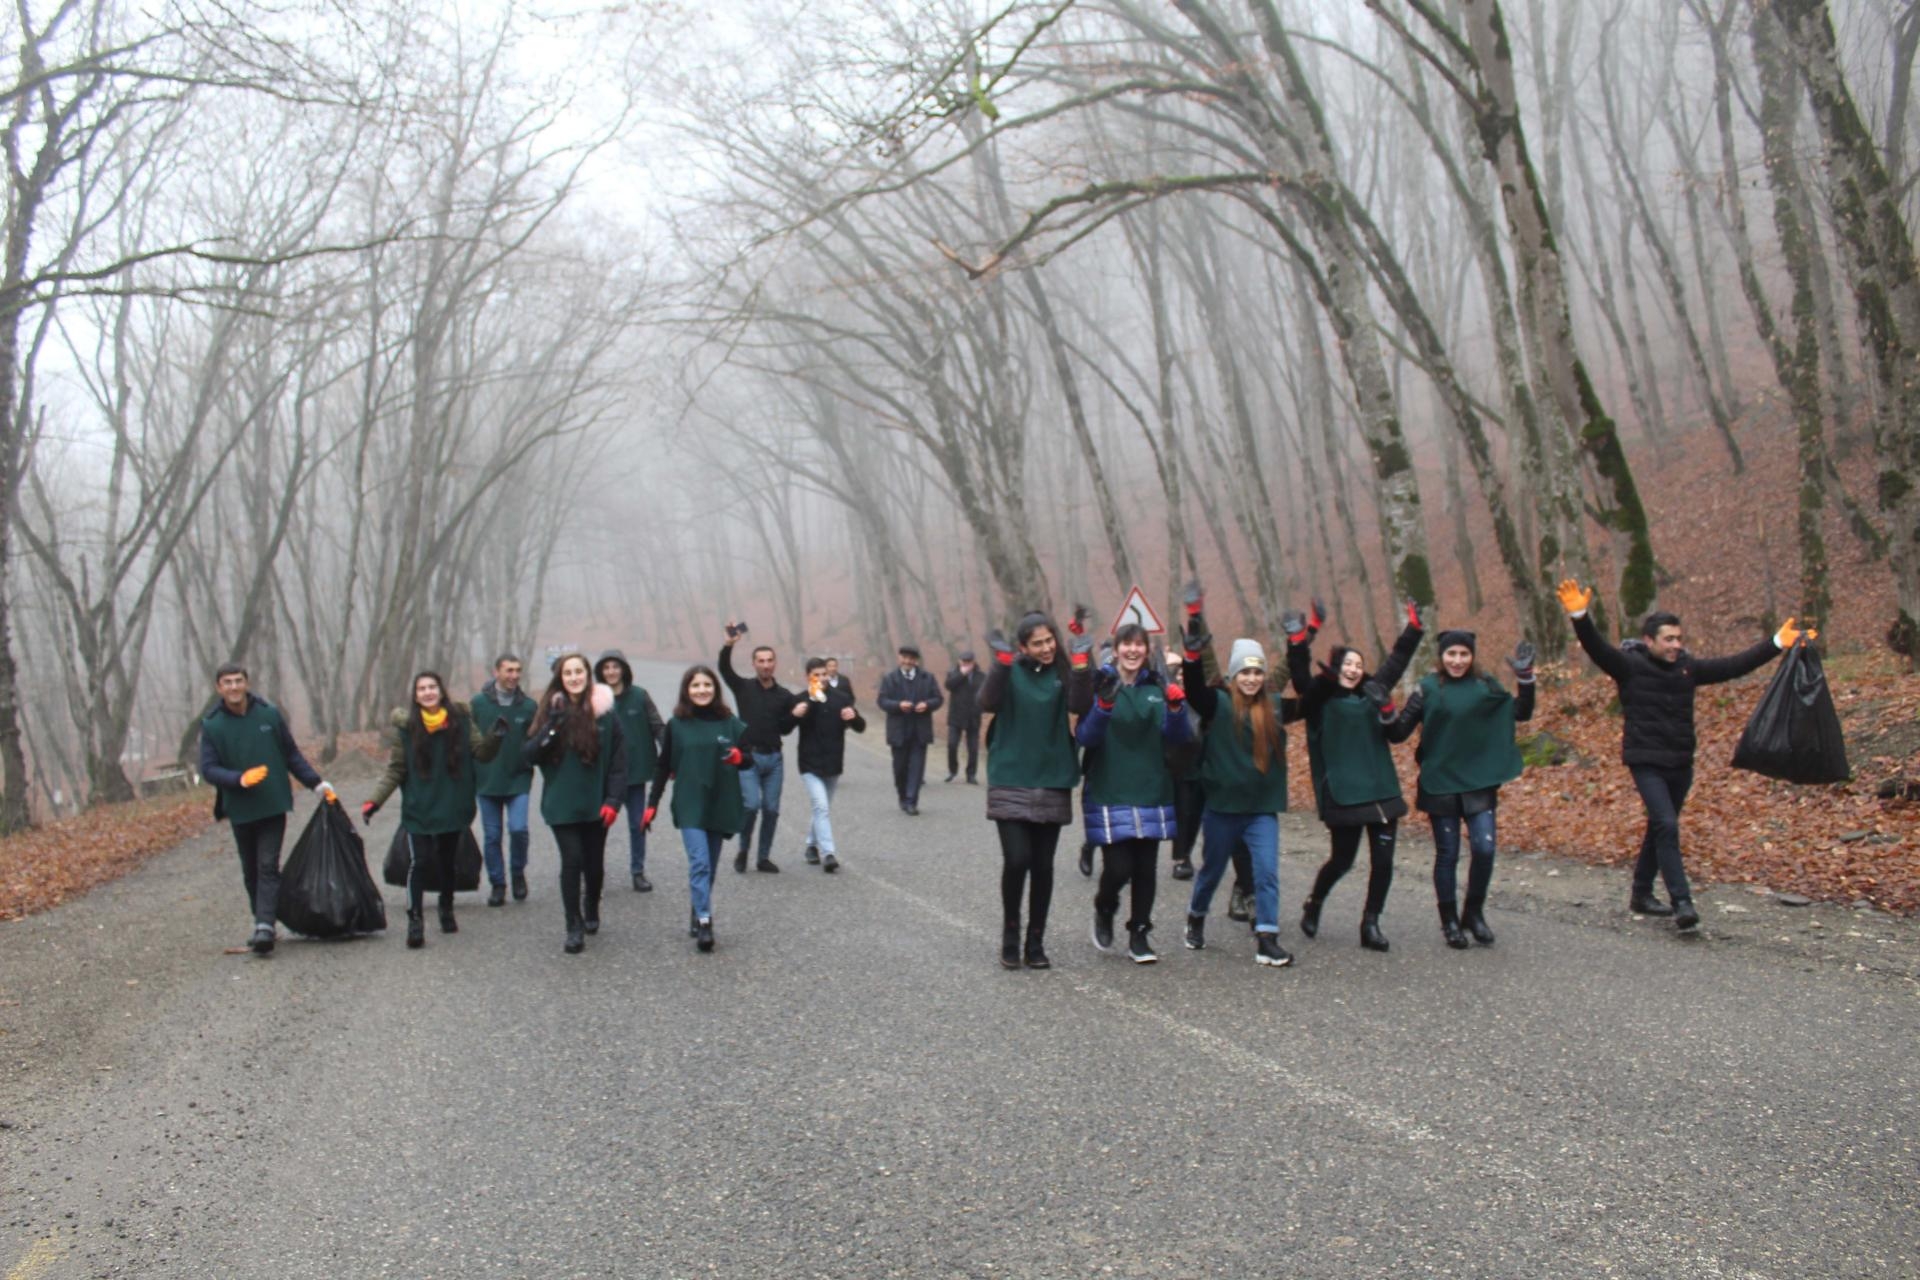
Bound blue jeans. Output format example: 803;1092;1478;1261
681;828;721;921
801;772;838;855
738;751;784;860
623;783;651;875
1431;809;1497;906
478;793;530;887
1191;810;1281;933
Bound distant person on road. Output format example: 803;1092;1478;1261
521;653;627;955
199;663;337;955
1290;601;1424;954
943;651;986;784
1560;580;1808;931
1392;630;1536;948
824;655;852;699
877;643;944;814
1075;623;1193;964
791;656;866;872
646;665;754;953
718;623;796;873
982;613;1092;970
470;653;538;908
362;672;506;949
598;649;665;893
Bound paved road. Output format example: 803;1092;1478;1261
3;659;1917;1278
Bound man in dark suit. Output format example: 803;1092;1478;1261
943;651;986;784
876;643;944;814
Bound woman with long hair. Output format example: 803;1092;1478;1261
362;671;505;949
1076;623;1193;964
521;653;626;954
643;665;752;953
1394;631;1535;947
982;611;1092;970
1288;602;1424;953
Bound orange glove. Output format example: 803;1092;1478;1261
240;765;269;788
1556;579;1593;616
1775;617;1818;648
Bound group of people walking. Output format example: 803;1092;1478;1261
200;581;1812;969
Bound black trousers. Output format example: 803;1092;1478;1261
1629;765;1695;902
1311;820;1398;915
946;722;980;781
1170;775;1204;862
407;831;460;916
552;821;608;929
1095;837;1158;929
893;741;929;806
997;819;1062;932
232;814;287;927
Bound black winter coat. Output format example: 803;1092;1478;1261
876;666;944;747
792;683;866;778
944;667;987;729
1573;613;1779;770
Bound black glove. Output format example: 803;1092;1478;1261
1401;687;1424;722
987;628;1015;666
1362;679;1396;721
1183;579;1204;618
1182;614;1211;661
1281;609;1308;643
490;716;510;739
1509;640;1537;681
1093;665;1122;708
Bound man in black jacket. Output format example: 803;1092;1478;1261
791;657;866;871
719;622;797;873
943;651;986;784
877;643;943;814
1561;580;1811;929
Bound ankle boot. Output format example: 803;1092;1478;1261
1299;896;1323;939
1360;912;1389;952
1023;922;1052;970
405;909;425;949
438;894;457;934
1462;899;1496;944
1438;901;1470;949
1000;924;1022;970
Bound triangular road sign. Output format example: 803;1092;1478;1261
1110;586;1166;635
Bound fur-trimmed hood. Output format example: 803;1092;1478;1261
589;681;616;718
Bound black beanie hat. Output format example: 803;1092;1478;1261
1436;629;1477;654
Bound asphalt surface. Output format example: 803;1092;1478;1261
4;658;1917;1278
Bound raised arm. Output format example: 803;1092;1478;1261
1372;602;1426;690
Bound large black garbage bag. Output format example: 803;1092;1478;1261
381;825;484;892
278;802;387;937
1731;644;1851;784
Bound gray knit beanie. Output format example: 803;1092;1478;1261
1227;638;1267;677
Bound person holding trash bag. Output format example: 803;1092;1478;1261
520;653;627;955
470;653;538;908
1076;623;1193;964
1178;594;1303;968
1289;602;1424;954
199;663;338;955
597;649;665;893
278;801;386;939
1561;581;1811;929
1391;631;1536;948
361;672;505;950
982;611;1091;970
1730;642;1851;784
644;665;754;953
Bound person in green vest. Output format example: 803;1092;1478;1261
643;664;753;954
597;649;664;893
520;653;627;955
1391;630;1536;948
361;671;505;949
982;611;1093;971
1075;623;1193;965
1178;598;1303;967
1288;602;1425;953
470;652;537;908
198;663;337;955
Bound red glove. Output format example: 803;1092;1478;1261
641;806;657;833
1405;600;1424;630
359;801;378;825
1067;604;1090;637
599;804;618;829
1164;683;1186;706
722;747;744;767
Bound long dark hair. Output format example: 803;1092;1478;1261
529;654;601;762
407;671;465;776
674;664;734;719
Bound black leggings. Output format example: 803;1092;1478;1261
1095;837;1158;928
997;820;1061;932
1171;776;1205;862
407;831;460;916
552;821;608;929
1310;820;1398;915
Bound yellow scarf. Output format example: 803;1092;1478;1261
420;706;449;733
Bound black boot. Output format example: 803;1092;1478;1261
564;926;585;954
1673;898;1700;931
1170;858;1194;881
487;883;507;907
438;894;458;934
1299;896;1323;939
1023;923;1052;970
405;910;425;949
1078;842;1094;877
1438;901;1470;950
1360;913;1389;952
1000;924;1022;970
694;917;715;952
1462;898;1495;944
1630;889;1674;917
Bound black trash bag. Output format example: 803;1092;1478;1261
381;825;484;892
1730;643;1851;784
278;802;387;937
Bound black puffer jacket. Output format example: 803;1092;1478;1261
792;681;866;778
1572;613;1778;770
